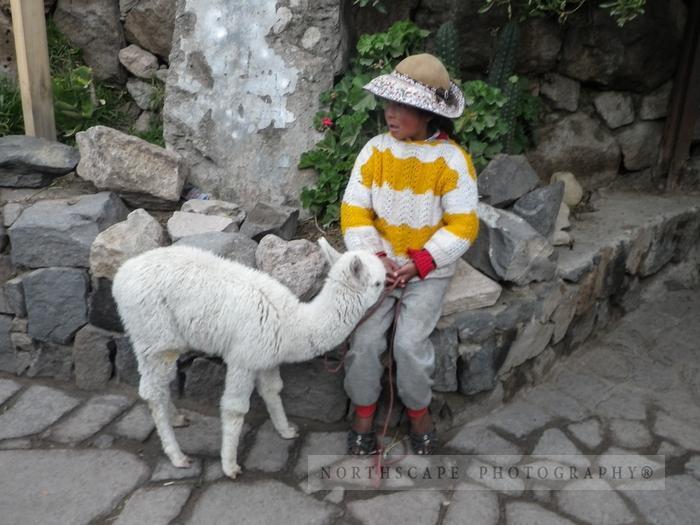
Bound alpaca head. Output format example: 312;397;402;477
318;238;385;309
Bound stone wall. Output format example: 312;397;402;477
1;131;698;430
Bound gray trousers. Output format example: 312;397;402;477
343;275;453;410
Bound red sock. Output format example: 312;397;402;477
355;403;377;418
406;406;428;420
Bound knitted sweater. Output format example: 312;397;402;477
340;132;479;280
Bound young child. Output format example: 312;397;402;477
340;53;479;455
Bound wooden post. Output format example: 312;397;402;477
10;0;56;141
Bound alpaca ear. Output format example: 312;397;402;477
317;237;341;265
350;255;364;279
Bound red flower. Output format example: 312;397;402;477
321;117;334;128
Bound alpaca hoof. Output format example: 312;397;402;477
172;414;191;428
171;454;193;468
278;422;299;439
223;462;242;479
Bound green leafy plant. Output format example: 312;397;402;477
0;78;24;136
299;21;429;225
299;21;540;226
353;0;386;13
479;0;645;26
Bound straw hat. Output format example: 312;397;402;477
363;54;465;119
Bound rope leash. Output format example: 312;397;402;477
324;279;409;488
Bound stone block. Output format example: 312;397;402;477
118;44;158;79
511;181;564;238
465;203;558;286
183;357;225;405
90;208;166;279
441;259;501;316
88;278;124;332
24;268;89;344
73;324;117;391
615;120;664;171
54;0;125;82
3;275;26;317
166;211;238;242
639;81;672;120
540;73;580;112
115;335;140;385
0;135;79;188
280;358;347;423
181;199;246;225
126;78;159;111
477;154;540;208
123;0;176;59
239;202;299;241
76;126;187;203
0;314;14;373
174;232;258;268
593;91;634;129
255;235;327;300
430;327;458;392
9;192;129;268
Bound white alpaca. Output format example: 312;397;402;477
112;239;385;479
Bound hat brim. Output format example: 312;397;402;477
363;72;465;119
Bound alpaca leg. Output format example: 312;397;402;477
256;367;298;439
169;399;190;427
220;366;256;479
139;352;191;468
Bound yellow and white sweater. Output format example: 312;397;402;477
340;132;480;280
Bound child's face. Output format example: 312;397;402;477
383;100;432;141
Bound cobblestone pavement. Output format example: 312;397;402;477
0;283;698;525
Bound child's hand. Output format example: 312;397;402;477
395;263;418;287
381;257;401;286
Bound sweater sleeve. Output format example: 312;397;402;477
340;138;384;253
423;146;480;268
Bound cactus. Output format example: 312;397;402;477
487;20;521;154
487;20;520;90
436;21;460;78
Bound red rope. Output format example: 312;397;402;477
323;280;408;488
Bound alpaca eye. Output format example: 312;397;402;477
374;280;382;287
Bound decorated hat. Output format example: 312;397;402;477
363;53;465;119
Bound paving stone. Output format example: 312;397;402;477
50;394;132;444
113;403;155;441
116;485;191;525
556;479;636;524
187;480;339;524
506;502;575;525
295;431;347;477
91;434;115;449
446;424;522;465
593;385;649;421
324;487;345;505
442;485;498;525
348;491;443;525
567;419;603;449
657;440;686;458
653;411;700;451
0;449;148;525
531;428;590;468
0;385;80;440
686;456;700;481
173;410;249;457
244;420;294;473
609;418;653;449
465;459;525;496
0;378;21;405
151;457;202;481
204;459;225;482
0;437;32;449
598;447;665;490
619;475;700;525
522;384;590;422
550;368;614;411
484;400;554;439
